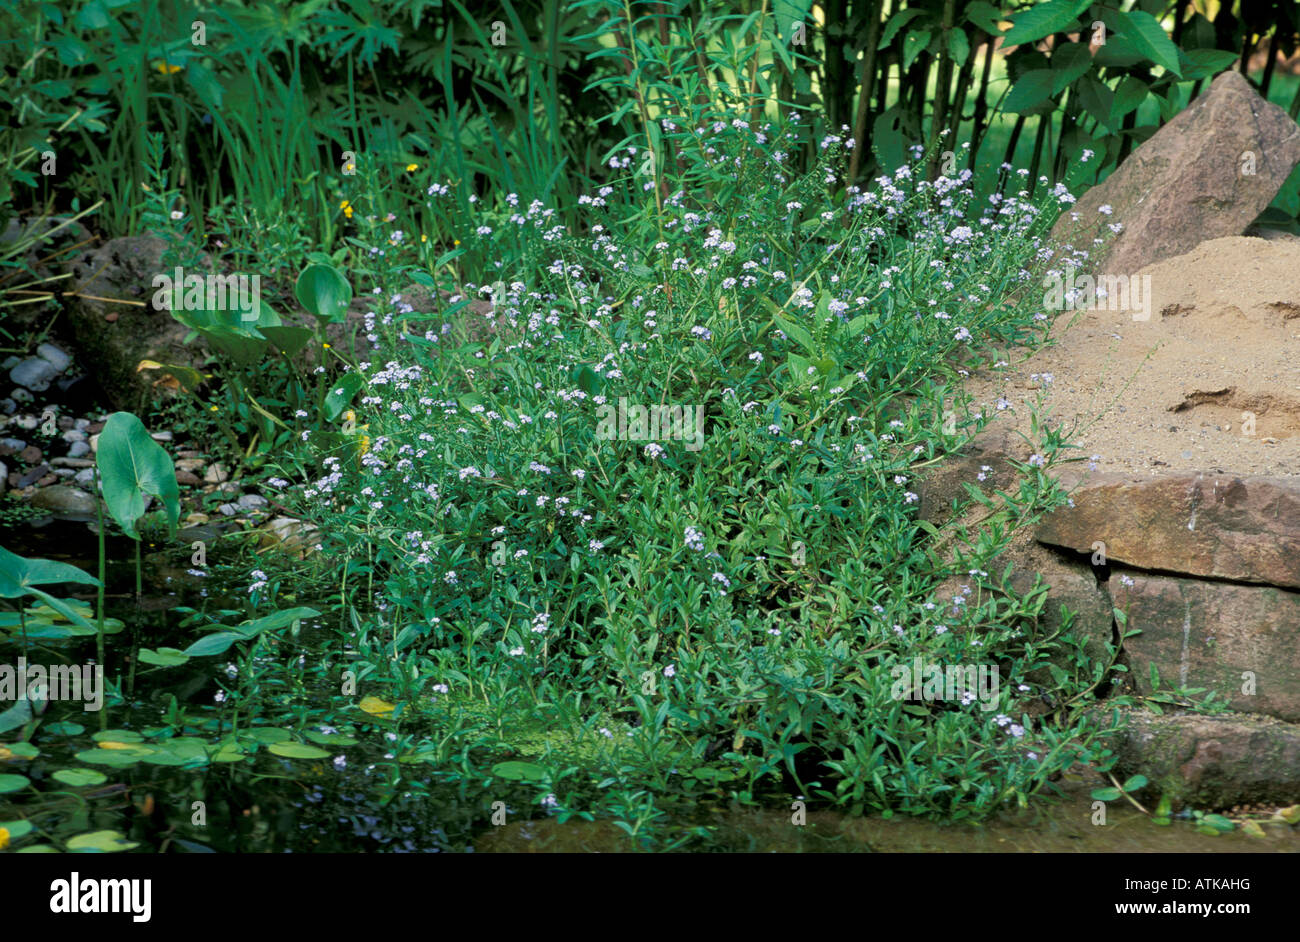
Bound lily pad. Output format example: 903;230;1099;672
2;742;39;760
66;829;140;853
75;748;147;767
0;773;31;794
42;721;85;736
305;730;359;747
0;819;33;839
92;729;144;744
247;727;292;744
52;768;108;787
267;742;331;760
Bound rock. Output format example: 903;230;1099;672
67;441;90;459
0;356;17;371
54;468;75;478
64;236;204;409
259;516;321;559
29;485;98;515
150;430;173;442
74;468;95;486
11;388;32;404
35;342;71;373
14;414;38;431
175;458;204;472
0;438;24;456
1118;573;1300;722
88;434;98;453
62;429;87;443
0;460;6;495
50;457;94;468
1051;71;1300;277
36;473;56;487
1111;708;1300;809
9;356;58;392
175;470;201;486
1;399;15;415
56;415;74;431
217;503;239;516
17;445;42;465
16;464;50;488
237;493;268;510
204;462;229;484
74;418;89;430
1037;472;1300;589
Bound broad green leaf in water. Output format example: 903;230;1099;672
67;829;140;852
0;545;101;597
296;264;352;323
267;741;331;760
0;819;34;839
96;412;179;539
0;773;30;793
0;698;32;734
52;768;107;787
138;647;190;667
247;727;293;744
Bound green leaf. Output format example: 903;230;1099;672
964;1;1004;36
1002;0;1091;47
1122;774;1148;792
0;773;30;794
96;412;179;540
52;768;108;787
1004;70;1057;113
902;30;932;70
66;829;139;852
1177;47;1238;81
1119;10;1181;75
323;372;364;422
492;760;546;781
1202;813;1236;832
1112;76;1149;120
1090;786;1122;801
181;632;243;657
877;8;927;49
296;264;353;324
1050;41;1094;95
259;325;315;357
267;742;331;760
138;647;190;667
946;29;970;67
0;546;100;598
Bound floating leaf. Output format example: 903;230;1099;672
52;768;107;787
0;773;30;794
247;727;292;744
359;696;395;717
138;647;190;667
0;819;33;840
66;829;139;852
305;730;359;747
92;729;143;743
42;720;84;736
1090;786;1122;801
267;742;330;760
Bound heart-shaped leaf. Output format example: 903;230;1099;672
296;264;352;324
96;412;179;540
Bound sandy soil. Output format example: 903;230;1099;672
962;235;1300;476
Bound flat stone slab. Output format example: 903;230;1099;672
1037;472;1300;589
1120;573;1300;722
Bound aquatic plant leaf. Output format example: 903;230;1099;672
138;647;190;667
0;545;100;597
491;761;546;782
96;412;180;540
52;768;107;787
66;829;139;852
0;773;30;794
268;742;330;760
359;696;395;716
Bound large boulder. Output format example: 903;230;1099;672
64;236;197;410
1050;70;1300;276
1112;708;1300;809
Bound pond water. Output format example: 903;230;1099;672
5;516;1299;853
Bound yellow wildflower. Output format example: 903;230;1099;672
406;163;418;172
155;62;182;74
0;827;9;850
340;200;353;219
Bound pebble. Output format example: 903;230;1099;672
17;464;50;488
204;463;230;484
14;414;38;430
74;468;96;485
0;460;6;494
175;458;205;472
50;457;94;468
53;468;75;478
67;440;90;458
11;388;33;404
30;484;97;515
9;357;57;391
175;470;202;486
36;343;72;373
217;503;239;516
17;445;42;465
238;493;268;510
150;431;173;442
175;450;202;459
74;418;90;430
62;428;87;442
0;438;25;455
1;399;14;415
36;473;56;487
0;356;17;371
